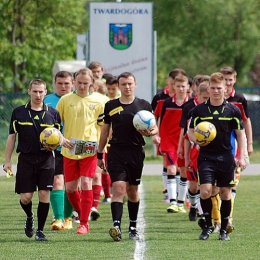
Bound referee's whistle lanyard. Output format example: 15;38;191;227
28;110;46;132
207;100;226;118
28;109;47;151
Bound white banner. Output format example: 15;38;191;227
89;2;154;102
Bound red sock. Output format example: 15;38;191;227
67;190;81;217
92;185;102;209
81;190;93;225
102;173;111;198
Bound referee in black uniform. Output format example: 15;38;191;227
97;72;158;242
3;79;66;241
188;72;245;241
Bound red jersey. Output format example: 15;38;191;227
160;94;190;152
152;86;171;118
226;88;249;121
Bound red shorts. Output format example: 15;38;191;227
165;151;185;167
63;156;97;182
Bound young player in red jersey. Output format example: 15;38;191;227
153;75;190;213
151;69;186;202
182;82;209;220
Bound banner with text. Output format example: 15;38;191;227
89;2;154;101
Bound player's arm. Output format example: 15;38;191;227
243;118;253;155
188;127;209;147
3;133;16;172
97;123;111;170
177;128;184;158
184;137;191;169
235;129;246;169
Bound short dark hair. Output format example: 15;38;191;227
102;73;114;81
29;79;46;89
117;72;136;82
192;75;210;88
168;68;186;79
106;76;118;85
220;67;237;77
54;71;73;82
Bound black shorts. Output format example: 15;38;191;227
54;150;64;175
198;152;236;187
15;152;55;194
107;145;145;185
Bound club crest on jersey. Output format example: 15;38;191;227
109;23;132;50
89;104;96;110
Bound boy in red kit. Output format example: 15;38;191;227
151;69;186;201
182;82;210;221
153;75;190;213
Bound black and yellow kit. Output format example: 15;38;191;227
9;102;61;154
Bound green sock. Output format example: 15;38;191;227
50;190;64;221
64;191;73;219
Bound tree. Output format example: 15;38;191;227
152;0;260;88
0;0;87;92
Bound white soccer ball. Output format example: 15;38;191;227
133;110;156;130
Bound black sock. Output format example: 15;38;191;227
20;200;33;218
111;202;123;228
200;197;213;227
220;199;231;231
37;202;50;231
128;200;140;229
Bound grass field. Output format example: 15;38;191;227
1;175;260;260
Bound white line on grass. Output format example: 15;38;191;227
134;181;146;260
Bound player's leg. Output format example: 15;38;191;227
162;155;168;202
15;154;35;238
102;151;112;203
211;185;221;233
91;166;102;221
50;151;65;230
76;156;96;234
36;153;55;241
107;146;127;241
177;163;188;213
126;183;140;240
109;180;125;241
218;186;232;241
166;160;178;213
125;147;144;241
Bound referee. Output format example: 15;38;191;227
3;79;67;241
188;72;245;241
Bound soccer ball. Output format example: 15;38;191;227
40;127;62;149
133;110;156;130
194;121;216;142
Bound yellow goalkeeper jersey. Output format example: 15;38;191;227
56;91;104;159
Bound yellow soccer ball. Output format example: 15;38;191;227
194;121;217;142
40;127;62;149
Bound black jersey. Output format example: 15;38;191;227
179;97;199;129
9;102;61;154
190;99;243;154
104;97;152;146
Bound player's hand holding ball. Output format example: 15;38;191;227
194;121;217;147
133;110;157;137
40;127;63;151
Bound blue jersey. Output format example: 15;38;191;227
44;93;62;151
